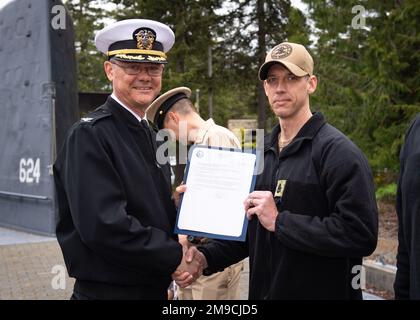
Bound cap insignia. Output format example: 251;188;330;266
133;28;156;50
271;43;292;59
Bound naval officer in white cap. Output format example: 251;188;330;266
53;19;204;300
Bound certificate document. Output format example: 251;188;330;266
175;145;257;241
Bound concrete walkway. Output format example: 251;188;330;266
0;227;74;299
0;226;381;300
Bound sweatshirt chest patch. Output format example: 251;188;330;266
274;179;287;198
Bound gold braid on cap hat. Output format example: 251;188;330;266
107;49;167;59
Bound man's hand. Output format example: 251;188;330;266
172;184;187;208
171;246;207;288
178;234;191;251
244;191;278;232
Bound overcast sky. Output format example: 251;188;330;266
1;0;308;14
1;0;310;43
291;0;309;14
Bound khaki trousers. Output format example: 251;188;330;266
178;260;244;300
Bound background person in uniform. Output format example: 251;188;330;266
394;113;420;299
175;42;378;299
146;87;244;300
53;19;202;300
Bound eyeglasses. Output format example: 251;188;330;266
111;61;163;77
266;74;308;87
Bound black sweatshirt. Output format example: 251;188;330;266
394;113;420;299
199;112;378;299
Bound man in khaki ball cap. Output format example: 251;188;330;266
258;41;314;80
177;41;378;299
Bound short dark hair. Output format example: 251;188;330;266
167;98;197;116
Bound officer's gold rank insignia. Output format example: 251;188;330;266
274;180;287;197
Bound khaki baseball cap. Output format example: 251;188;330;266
258;42;313;80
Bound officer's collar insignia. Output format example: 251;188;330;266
133;28;156;50
274;180;287;198
81;117;93;122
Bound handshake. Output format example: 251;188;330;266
171;185;208;287
171;244;208;288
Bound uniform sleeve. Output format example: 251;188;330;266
198;238;249;275
275;142;378;258
59;124;182;275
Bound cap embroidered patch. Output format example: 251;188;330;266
258;42;314;79
271;43;292;59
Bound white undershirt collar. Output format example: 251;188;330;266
111;93;148;123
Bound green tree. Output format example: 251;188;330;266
302;0;420;180
66;0;310;129
65;0;111;92
221;0;292;129
359;0;420;173
109;0;226;118
111;0;310;129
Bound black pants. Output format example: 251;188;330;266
70;291;93;300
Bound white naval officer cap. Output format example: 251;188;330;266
94;19;175;64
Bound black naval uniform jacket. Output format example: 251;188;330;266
394;114;420;299
199;112;378;299
53;97;182;299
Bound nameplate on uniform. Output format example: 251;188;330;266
274;180;287;198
